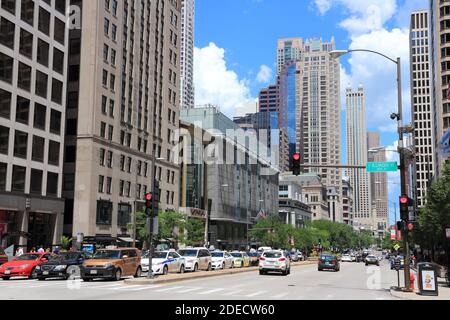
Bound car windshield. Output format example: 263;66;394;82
230;252;242;258
15;254;41;261
264;252;283;258
320;255;335;260
178;250;198;257
92;250;121;259
49;253;80;261
248;253;258;257
367;255;376;259
211;252;224;258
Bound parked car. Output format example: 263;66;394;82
341;254;352;262
365;255;380;266
247;252;260;266
259;250;291;276
0;253;51;280
0;248;8;266
230;251;250;268
289;250;300;262
390;256;405;270
81;248;142;281
36;251;92;280
141;250;185;275
211;251;234;270
297;251;305;261
318;254;340;272
178;248;212;272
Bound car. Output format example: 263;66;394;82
0;248;8;266
211;251;234;270
390;256;405;270
318;254;340;272
81;248;142;281
141;250;185;275
36;251;92;280
259;250;291;276
341;254;352;262
178;248;212;272
0;253;51;280
350;253;357;262
230;251;250;268
289;250;300;262
365;255;380;266
247;252;260;266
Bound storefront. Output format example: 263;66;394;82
0;210;19;248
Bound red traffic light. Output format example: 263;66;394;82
408;223;414;231
400;196;408;204
145;193;153;201
293;153;300;161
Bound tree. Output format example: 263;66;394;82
157;211;186;244
184;218;205;247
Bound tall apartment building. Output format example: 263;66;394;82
367;132;388;233
180;0;194;109
0;0;69;249
341;178;353;226
66;0;182;242
346;86;371;229
276;38;302;75
410;10;435;207
430;0;450;177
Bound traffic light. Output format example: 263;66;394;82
292;153;301;176
145;193;153;217
397;221;404;232
399;195;409;221
152;180;160;218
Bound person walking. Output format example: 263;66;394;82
30;247;36;253
37;246;45;253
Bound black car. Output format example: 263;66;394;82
36;252;92;280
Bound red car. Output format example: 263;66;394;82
0;253;51;280
0;249;8;266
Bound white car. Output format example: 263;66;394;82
341;254;352;262
210;251;233;270
141;251;185;275
178;248;212;272
259;250;291;276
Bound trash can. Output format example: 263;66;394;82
417;262;439;296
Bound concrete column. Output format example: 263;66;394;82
52;212;64;246
18;210;29;247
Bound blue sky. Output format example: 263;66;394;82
193;0;428;226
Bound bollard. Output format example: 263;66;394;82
410;273;415;290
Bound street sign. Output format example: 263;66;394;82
393;244;401;251
366;162;398;173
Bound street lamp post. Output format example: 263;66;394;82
330;49;412;291
204;184;229;248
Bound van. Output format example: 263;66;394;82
81;248;142;281
178;248;212;272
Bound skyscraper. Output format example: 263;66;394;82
410;10;435;208
430;1;450;177
0;0;69;249
66;0;182;240
276;38;303;76
346;86;371;229
180;0;195;109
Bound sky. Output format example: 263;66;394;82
193;0;429;226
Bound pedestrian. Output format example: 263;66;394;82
45;248;51;253
53;246;60;255
30;247;36;253
15;247;23;257
37;246;45;253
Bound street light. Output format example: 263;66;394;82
330;48;412;292
204;184;229;247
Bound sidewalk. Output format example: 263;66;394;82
124;260;317;286
390;269;450;300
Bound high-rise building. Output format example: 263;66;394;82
276;38;303;76
410;10;435;207
66;0;182;241
346;86;371;229
367;132;388;233
180;0;195;109
341;178;353;226
430;1;450;177
0;0;69;249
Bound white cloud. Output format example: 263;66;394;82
256;65;273;83
315;0;332;15
194;42;255;119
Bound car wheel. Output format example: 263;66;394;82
222;263;225;270
114;269;122;281
207;263;212;271
29;267;38;279
163;265;169;275
259;270;265;275
2;277;10;280
134;267;142;278
365;263;368;266
193;263;198;272
318;268;322;272
82;278;92;282
38;277;46;281
179;265;185;274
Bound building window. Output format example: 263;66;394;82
51;79;63;104
0;17;15;49
96;200;112;225
50;109;61;134
104;18;109;36
35;70;48;98
21;0;34;26
106;151;113;168
32;135;44;162
99;148;105;166
0;125;9;155
37;39;49;67
55;0;66;14
19;28;33;58
46;172;58;196
12;165;26;192
106;177;112;194
14;130;28;159
54;18;65;44
30;169;43;194
53;48;64;74
0;52;13;84
65;145;76;163
98;175;104;193
0;88;11;119
15;96;30;125
34;103;46;130
63;174;74;191
117;204;131;226
38;7;50;35
0;162;6;191
48;140;60;166
102;70;108;87
18;62;32;91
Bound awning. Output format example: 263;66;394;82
117;237;139;243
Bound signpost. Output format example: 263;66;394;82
366;162;399;173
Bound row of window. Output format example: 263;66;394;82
96;200;131;226
0;162;58;195
0;125;60;165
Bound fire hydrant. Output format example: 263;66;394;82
410;273;415;290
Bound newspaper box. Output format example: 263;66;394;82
417;262;439;296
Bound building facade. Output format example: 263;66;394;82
0;0;69;249
180;0;194;109
346;86;372;229
276;38;303;76
341;178;353;226
67;0;182;242
410;10;435;207
180;107;279;250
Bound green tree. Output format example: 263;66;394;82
157;211;186;244
184;218;205;247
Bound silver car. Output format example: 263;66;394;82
259;250;291;276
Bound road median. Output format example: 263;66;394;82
124;260;317;286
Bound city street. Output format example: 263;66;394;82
0;260;400;300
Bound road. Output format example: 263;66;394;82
0;259;400;300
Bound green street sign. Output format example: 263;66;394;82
366;162;398;173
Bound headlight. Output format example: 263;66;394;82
54;265;67;271
104;263;114;269
20;264;30;269
36;266;41;270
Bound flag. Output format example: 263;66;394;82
256;210;267;220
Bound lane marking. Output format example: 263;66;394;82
154;286;185;292
177;287;203;294
111;285;163;291
222;290;244;296
198;288;224;295
87;283;124;289
272;292;289;299
245;290;266;297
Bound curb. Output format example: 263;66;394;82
389;288;416;301
124;261;317;286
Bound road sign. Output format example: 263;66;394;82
366;162;398;173
393;244;401;251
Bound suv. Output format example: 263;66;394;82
178;248;212;272
259;250;291;276
36;251;92;280
81;248;142;281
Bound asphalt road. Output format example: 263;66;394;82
0;259;400;300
